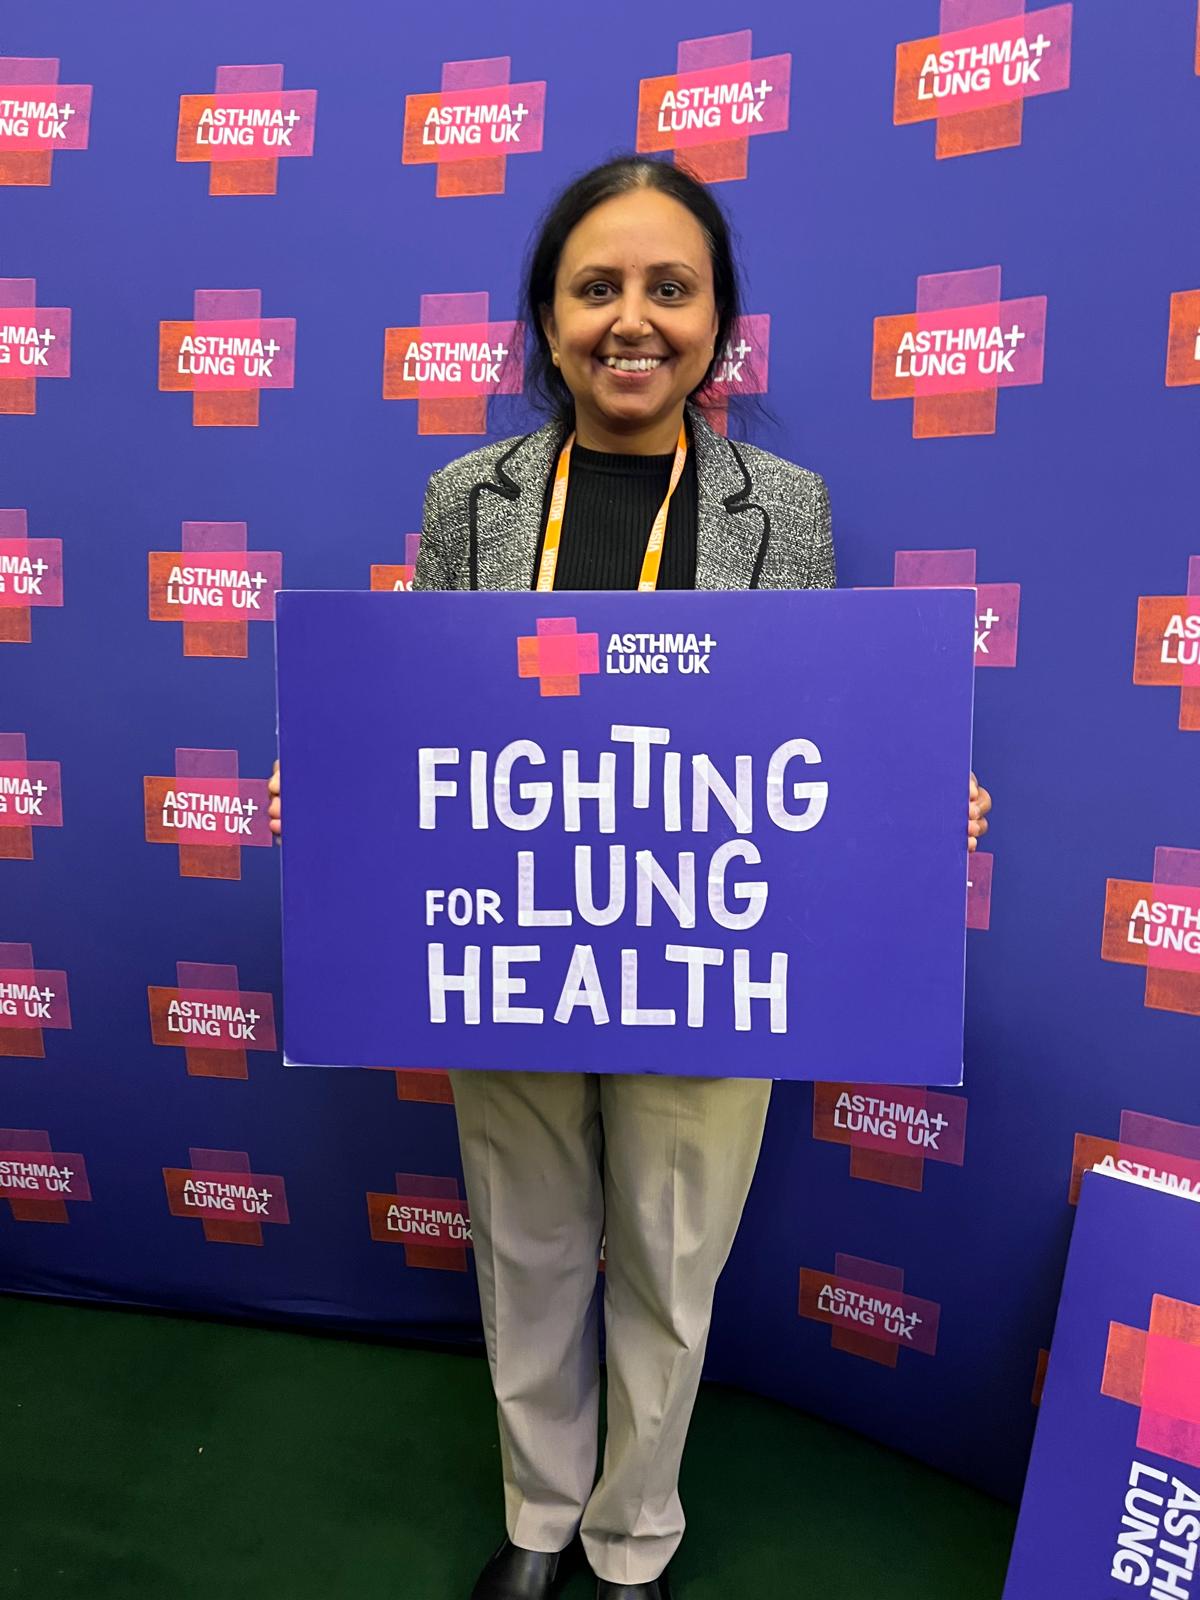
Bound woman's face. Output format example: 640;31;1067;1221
541;187;720;444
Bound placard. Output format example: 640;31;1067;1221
276;588;974;1080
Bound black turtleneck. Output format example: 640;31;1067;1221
532;432;699;592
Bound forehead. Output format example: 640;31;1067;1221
558;188;712;275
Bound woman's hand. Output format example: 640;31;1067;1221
268;759;281;841
968;770;991;853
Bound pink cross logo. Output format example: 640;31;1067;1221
402;57;546;198
637;31;791;184
367;1174;471;1271
0;1129;90;1223
517;617;600;697
1104;1294;1200;1469
873;265;1046;438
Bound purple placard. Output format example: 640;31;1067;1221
277;588;974;1082
1003;1171;1200;1597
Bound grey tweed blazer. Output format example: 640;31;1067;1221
412;402;835;594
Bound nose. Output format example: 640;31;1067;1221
609;292;653;342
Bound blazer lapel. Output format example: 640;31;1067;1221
467;406;768;592
471;420;562;591
689;405;770;591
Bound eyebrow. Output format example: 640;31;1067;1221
570;261;700;277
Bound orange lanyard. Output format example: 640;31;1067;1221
535;423;688;593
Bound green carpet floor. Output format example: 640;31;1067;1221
0;1294;1015;1598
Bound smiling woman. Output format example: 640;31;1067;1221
539;192;719;454
526;161;737;456
268;153;991;1600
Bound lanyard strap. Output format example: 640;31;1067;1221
535;423;689;593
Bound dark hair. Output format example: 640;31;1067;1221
523;154;744;427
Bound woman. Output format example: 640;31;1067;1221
269;155;991;1600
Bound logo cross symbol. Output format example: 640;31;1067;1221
517;617;601;697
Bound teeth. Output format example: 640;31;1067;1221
602;356;665;372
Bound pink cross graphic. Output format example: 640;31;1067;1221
873;265;1046;438
0;941;71;1060
893;548;1020;667
163;1147;289;1246
383;291;523;435
1133;556;1200;730
0;507;64;644
148;960;276;1080
517;617;601;697
1104;1294;1200;1469
177;64;317;196
698;313;770;436
0;278;71;415
403;57;546;198
799;1254;941;1366
0;732;62;860
812;1084;968;1191
637;31;791;184
148;520;282;658
1103;846;1200;1015
159;288;296;428
0;1128;90;1223
143;747;272;880
0;57;92;186
367;1174;471;1271
1070;1109;1200;1206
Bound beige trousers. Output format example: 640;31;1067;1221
448;1068;772;1587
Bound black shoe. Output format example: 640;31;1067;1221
595;1572;672;1600
470;1537;575;1600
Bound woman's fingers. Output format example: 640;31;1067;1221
967;776;991;853
268;759;281;838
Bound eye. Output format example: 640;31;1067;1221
582;281;616;301
654;281;688;301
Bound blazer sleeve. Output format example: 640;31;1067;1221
412;469;453;593
805;475;837;590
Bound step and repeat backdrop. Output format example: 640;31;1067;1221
3;0;1198;1504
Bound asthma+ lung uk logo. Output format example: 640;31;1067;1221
1134;557;1200;731
403;55;545;197
0;733;62;860
0;508;63;644
384;292;521;435
894;2;1072;159
371;533;422;594
0;56;92;186
0;942;71;1061
177;64;316;196
159;289;296;427
1070;1110;1200;1207
873;265;1046;438
164;1147;289;1246
812;1084;967;1191
698;314;769;437
637;30;790;183
149;521;282;658
0;278;71;416
144;747;272;880
799;1254;940;1366
367;1173;472;1271
893;548;1020;667
149;962;277;1081
1103;847;1200;1016
0;1129;90;1223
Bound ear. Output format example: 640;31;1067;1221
539;303;557;353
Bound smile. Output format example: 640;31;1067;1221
599;356;667;372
